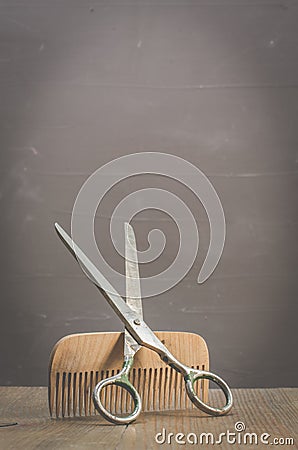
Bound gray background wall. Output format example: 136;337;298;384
0;0;297;387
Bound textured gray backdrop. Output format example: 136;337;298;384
0;0;297;387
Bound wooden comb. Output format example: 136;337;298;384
48;331;209;418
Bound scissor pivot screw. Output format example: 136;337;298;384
134;319;141;325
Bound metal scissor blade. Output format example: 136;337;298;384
124;223;142;356
125;223;143;318
55;223;141;330
54;223;169;360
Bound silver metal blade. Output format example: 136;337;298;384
54;222;169;362
55;222;136;325
124;223;142;357
125;223;143;318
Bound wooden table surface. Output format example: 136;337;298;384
0;387;297;449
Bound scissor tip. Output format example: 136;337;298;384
54;222;64;235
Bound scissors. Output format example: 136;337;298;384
55;222;233;424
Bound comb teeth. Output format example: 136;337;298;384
49;365;207;418
48;331;210;418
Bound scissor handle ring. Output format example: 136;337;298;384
184;370;233;416
93;375;142;425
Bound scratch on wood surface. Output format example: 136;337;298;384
4;17;40;33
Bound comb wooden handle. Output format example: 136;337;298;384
48;331;209;418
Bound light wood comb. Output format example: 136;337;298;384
49;331;209;418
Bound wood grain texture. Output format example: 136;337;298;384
0;387;297;450
48;331;209;417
